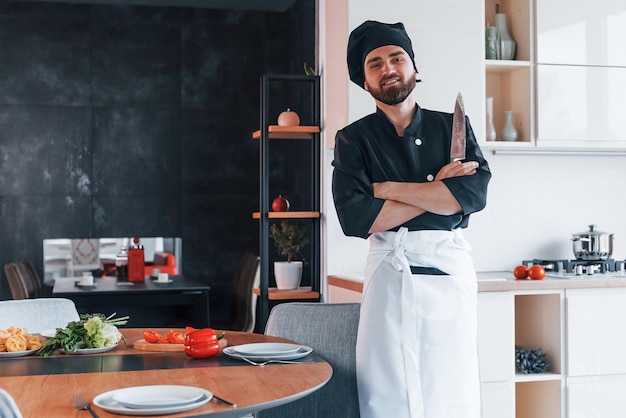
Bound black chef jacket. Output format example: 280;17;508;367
332;105;491;239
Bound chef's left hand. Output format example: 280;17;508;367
435;160;479;181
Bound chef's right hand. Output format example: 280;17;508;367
435;160;479;181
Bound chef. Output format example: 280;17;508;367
331;20;491;418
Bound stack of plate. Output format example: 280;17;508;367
223;342;313;362
93;385;212;416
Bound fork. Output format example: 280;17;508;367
73;393;99;418
238;356;314;366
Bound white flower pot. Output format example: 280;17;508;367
273;261;302;290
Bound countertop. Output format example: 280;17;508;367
328;271;626;293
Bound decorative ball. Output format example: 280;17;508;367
272;195;290;212
277;109;300;127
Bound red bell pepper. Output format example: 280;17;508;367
184;328;222;359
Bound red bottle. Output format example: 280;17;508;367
128;237;145;282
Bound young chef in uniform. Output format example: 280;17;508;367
332;20;492;418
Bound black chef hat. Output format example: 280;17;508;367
347;20;418;89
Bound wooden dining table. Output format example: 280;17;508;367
0;328;332;417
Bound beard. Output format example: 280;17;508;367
366;75;416;105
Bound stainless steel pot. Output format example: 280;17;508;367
571;224;614;261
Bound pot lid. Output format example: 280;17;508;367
573;224;609;236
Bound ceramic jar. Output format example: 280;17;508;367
495;13;516;60
501;110;518;141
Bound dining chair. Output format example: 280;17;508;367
211;254;260;333
4;263;29;300
3;261;41;299
0;298;80;334
257;302;361;418
19;259;42;297
0;388;23;418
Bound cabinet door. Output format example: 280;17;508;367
567;288;626;376
536;64;626;146
481;381;515;418
536;0;626;66
477;292;514;382
568;375;626;418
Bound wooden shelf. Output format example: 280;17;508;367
252;125;320;139
253;286;320;300
252;211;320;219
328;275;364;293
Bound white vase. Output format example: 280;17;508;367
501;110;518;141
273;261;302;290
495;13;516;60
486;97;496;141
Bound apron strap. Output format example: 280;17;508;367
392;227;424;418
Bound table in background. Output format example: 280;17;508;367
52;276;211;328
0;329;332;417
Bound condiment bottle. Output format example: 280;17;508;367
128;237;145;282
115;245;128;281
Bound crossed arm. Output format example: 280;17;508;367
368;160;479;234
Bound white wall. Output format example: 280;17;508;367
324;0;626;278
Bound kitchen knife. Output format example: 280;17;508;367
450;92;466;162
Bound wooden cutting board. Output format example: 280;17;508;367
133;338;228;352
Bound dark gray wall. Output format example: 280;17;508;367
0;0;315;322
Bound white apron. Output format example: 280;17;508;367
356;227;481;418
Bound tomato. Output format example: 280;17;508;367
143;330;168;344
166;330;185;344
528;265;546;280
184;328;221;359
513;265;529;280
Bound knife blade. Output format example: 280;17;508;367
450;92;466;162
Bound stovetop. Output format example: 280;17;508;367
522;258;626;279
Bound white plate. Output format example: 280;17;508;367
74;281;98;288
232;342;302;357
94;386;211;416
153;280;174;284
40;329;57;338
112;385;204;409
0;348;39;358
224;345;313;361
61;342;118;355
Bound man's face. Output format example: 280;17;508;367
363;45;417;105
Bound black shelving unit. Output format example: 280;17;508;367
254;74;321;331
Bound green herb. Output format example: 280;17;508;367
39;312;129;356
269;220;309;262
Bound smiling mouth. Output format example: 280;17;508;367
381;78;400;87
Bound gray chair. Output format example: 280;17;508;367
257;302;361;418
0;388;22;418
0;298;80;334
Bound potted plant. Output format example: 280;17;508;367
269;220;309;290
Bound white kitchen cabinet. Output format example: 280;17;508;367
536;0;626;67
566;288;626;376
481;0;626;149
482;381;515;418
478;292;515;382
483;0;534;144
536;64;626;147
568;375;626;418
478;290;564;418
514;291;564;418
